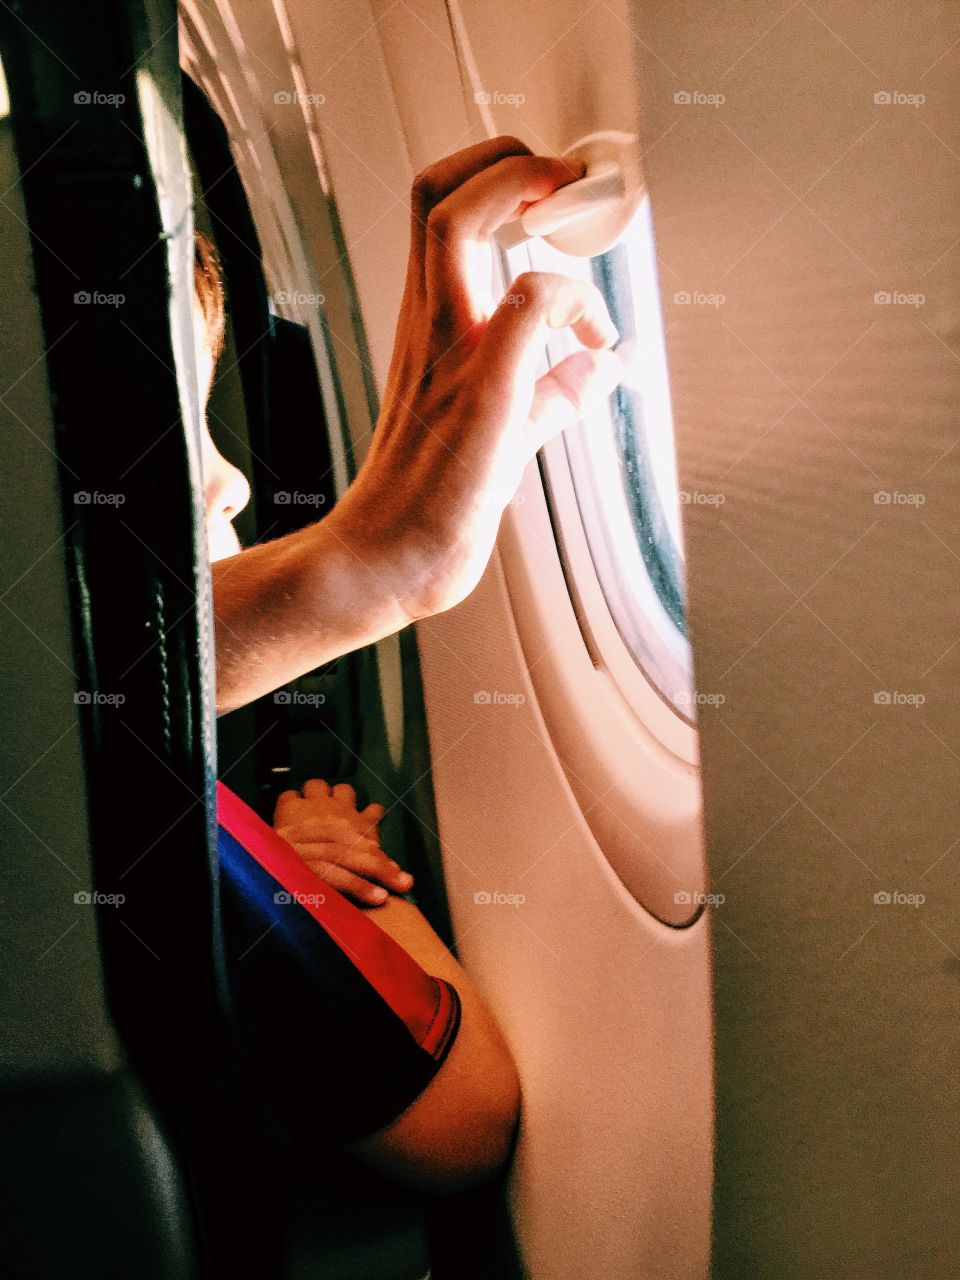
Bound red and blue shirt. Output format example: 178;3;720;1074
217;782;461;1142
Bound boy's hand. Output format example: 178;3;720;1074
275;779;385;840
329;135;627;624
274;779;411;907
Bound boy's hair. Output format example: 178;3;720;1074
194;228;226;364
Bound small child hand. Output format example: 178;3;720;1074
274;779;412;908
275;779;385;840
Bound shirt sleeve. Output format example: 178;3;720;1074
216;782;461;1144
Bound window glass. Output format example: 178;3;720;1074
502;200;694;717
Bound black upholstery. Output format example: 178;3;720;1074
0;2;274;1274
0;7;447;1276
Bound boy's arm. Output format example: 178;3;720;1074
211;514;409;715
212;135;626;715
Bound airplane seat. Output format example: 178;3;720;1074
277;1152;431;1280
0;4;460;1276
0;2;289;1274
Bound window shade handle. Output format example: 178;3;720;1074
498;130;644;257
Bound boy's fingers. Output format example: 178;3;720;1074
361;802;386;823
469;272;619;450
278;818;378;848
334;845;413;890
481;272;618;378
407;136;532;286
526;345;629;454
293;839;412;891
424;155;586;340
298;857;391;907
273;789;302;825
302;778;332;799
330;782;357;807
390;138;534;392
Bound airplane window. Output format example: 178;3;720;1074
501;200;695;718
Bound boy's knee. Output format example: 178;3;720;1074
349;1007;521;1194
343;893;521;1192
437;1052;521;1190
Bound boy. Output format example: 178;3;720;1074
194;137;625;1191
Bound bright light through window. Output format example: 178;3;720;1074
502;200;695;718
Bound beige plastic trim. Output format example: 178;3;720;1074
498;449;706;925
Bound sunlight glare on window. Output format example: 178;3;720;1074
502;198;695;717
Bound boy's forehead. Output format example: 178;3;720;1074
192;291;215;398
192;290;214;352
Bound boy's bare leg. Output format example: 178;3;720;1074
347;894;521;1194
275;780;521;1192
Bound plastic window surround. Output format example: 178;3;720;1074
491;202;704;920
499;198;696;735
